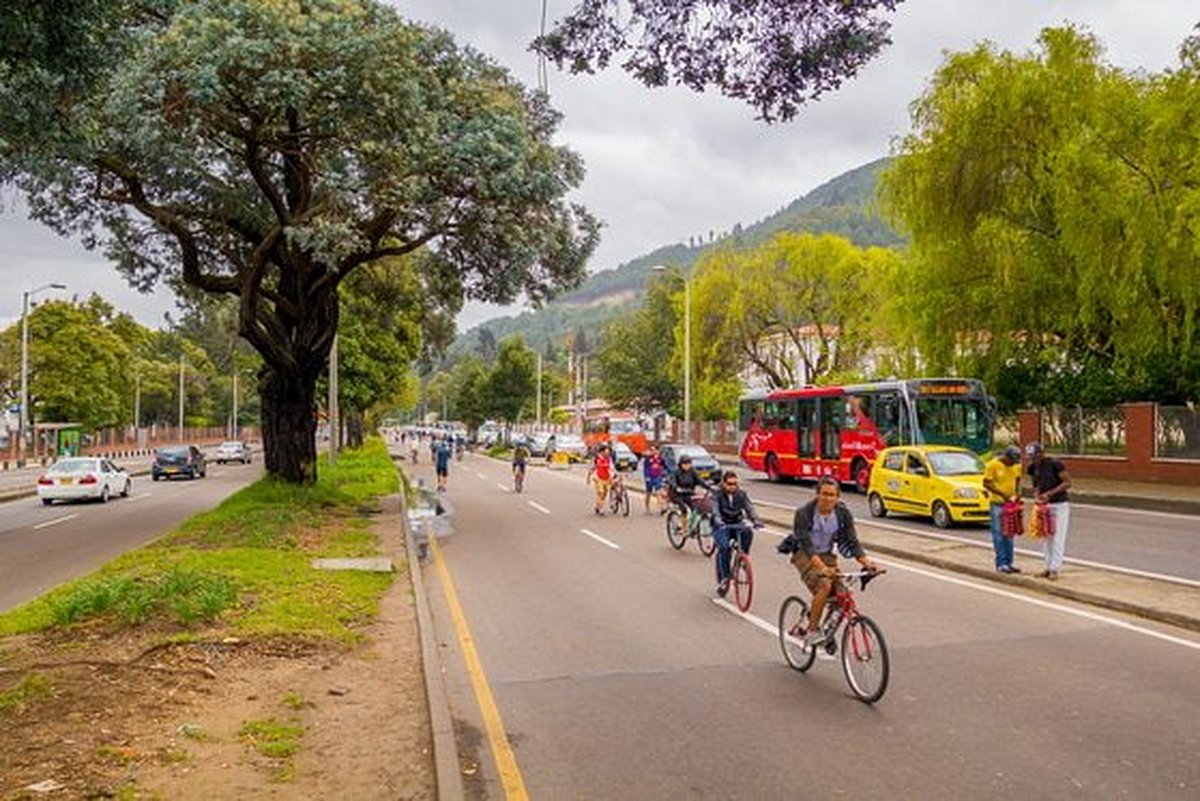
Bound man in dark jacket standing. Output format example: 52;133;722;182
779;476;879;647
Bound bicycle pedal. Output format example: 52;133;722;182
824;641;837;656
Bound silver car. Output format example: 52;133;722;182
37;457;132;506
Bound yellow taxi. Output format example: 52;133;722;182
866;445;990;528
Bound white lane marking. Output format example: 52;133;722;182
579;528;620;550
33;513;78;530
755;499;1200;588
710;598;835;660
477;472;487;480
528;501;551;515
878;559;1200;651
125;494;149;502
496;482;509;492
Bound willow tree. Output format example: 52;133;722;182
881;26;1200;408
1;0;598;482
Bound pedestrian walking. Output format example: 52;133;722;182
435;436;452;492
1025;442;1071;580
983;446;1023;574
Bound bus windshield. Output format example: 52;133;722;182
914;397;992;452
609;419;640;434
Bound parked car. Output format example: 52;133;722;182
152;445;207;481
612;441;639;472
529;431;555;458
215;441;252;464
37;457;131;505
549;433;589;462
659;443;721;483
867;445;989;528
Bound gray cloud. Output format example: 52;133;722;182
4;1;1196;331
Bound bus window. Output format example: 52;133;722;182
778;399;797;429
820;396;843;460
797;399;817;458
875;392;903;446
740;400;763;431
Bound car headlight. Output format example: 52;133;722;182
953;487;981;499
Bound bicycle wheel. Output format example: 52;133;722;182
666;509;686;550
696;516;716;557
841;615;890;703
778;596;816;672
618;487;630;517
732;552;754;612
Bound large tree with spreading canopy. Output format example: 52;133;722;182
535;0;904;121
1;0;599;482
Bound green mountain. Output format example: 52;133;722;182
449;157;898;358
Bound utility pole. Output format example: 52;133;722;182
536;353;543;426
231;368;239;440
177;353;185;443
18;282;65;465
328;334;339;463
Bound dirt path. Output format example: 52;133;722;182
0;496;435;800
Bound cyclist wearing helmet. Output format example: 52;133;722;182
667;453;711;515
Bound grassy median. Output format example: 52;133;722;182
0;438;400;644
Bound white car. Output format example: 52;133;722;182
37;457;132;506
215;441;253;464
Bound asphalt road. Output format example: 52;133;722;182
733;474;1200;585
416;455;1200;800
0;462;263;612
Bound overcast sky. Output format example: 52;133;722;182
2;1;1196;331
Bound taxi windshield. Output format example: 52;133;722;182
926;451;984;476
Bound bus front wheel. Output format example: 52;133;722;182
765;454;781;483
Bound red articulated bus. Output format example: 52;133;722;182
583;416;650;456
739;378;994;492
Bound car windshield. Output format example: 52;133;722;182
927;451;985;476
50;458;95;473
677;446;713;461
159;447;188;458
220;442;242;448
614;444;633;455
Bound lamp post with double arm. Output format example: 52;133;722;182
19;282;66;466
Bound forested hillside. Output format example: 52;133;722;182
448;157;897;358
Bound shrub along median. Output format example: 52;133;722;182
0;437;400;643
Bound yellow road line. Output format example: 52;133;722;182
429;534;530;800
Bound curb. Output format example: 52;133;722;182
611;467;1200;635
397;466;465;801
750;509;1200;634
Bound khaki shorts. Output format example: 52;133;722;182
593;478;611;505
792;552;842;594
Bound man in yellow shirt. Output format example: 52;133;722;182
983;446;1023;573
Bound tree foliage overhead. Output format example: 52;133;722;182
535;0;904;121
1;0;599;482
594;274;681;415
881;25;1200;408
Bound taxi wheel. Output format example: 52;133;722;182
931;501;953;529
868;493;887;518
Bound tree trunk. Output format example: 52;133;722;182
260;365;319;484
346;412;365;450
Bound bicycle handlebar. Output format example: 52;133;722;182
834;568;886;590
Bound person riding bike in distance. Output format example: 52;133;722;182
512;441;531;490
588;443;615;515
667;454;712;518
713;470;764;597
778;476;880;647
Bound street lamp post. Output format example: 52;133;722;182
652;265;691;442
18;283;66;466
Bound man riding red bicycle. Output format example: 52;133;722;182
778;476;880;648
713;470;763;597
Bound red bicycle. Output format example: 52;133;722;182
717;522;761;612
778;570;889;704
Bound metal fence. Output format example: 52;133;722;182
1040;405;1126;456
1156;405;1200;459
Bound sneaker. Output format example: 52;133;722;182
803;629;826;649
996;566;1012;574
1037;569;1052;578
1008;565;1022;574
1047;571;1060;581
716;580;730;597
